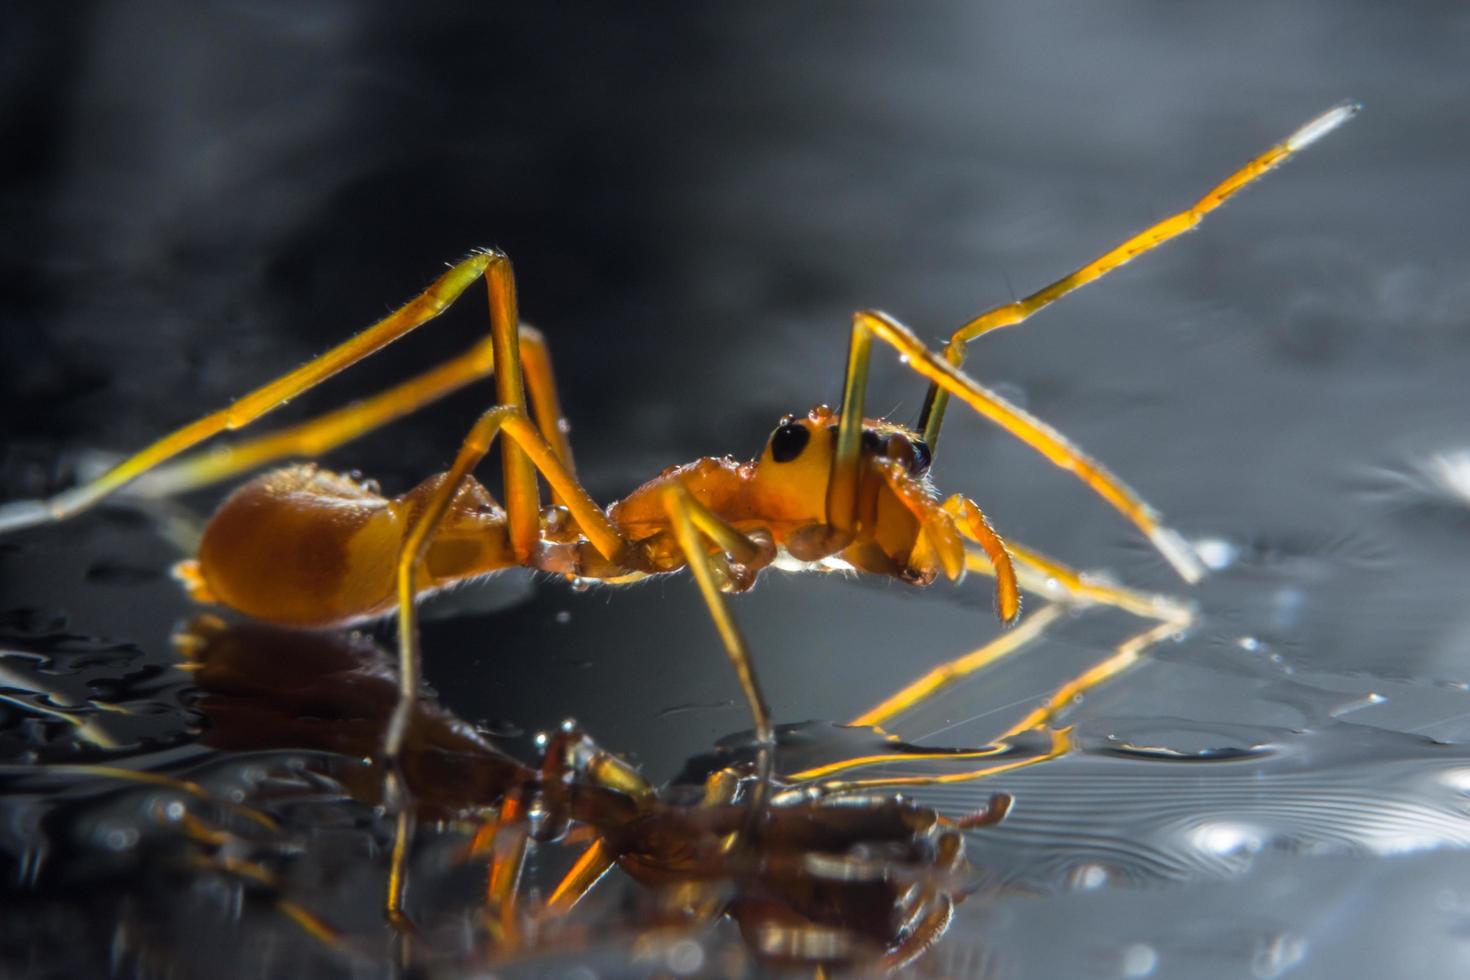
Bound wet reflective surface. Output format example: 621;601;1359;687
5;2;1470;977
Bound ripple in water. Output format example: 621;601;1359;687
892;720;1470;890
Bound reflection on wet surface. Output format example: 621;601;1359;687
4;601;1470;976
1;619;1015;976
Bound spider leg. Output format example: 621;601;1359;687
975;538;1193;627
486;795;532;950
801;534;1194;780
777;727;1074;798
826;304;876;536
386;808;417;934
388;406;624;765
847;310;1205;582
852;534;1191;733
916;102;1359;447
997;617;1183;740
662;482;775;817
129;324;574;500
848;605;1066;730
541;840;618;920
864;540;1190;741
0;252;521;533
852;587;1181;746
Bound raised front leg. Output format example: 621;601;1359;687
845;309;1204;582
916;102;1360;447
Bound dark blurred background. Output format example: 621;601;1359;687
3;4;1470;974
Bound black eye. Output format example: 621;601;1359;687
769;423;811;463
861;429;883;454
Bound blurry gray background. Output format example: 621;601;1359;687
3;3;1470;977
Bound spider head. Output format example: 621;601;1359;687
748;405;932;526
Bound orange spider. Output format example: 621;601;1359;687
0;103;1357;771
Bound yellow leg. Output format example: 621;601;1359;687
661;482;779;854
849;604;1066;730
784;737;1019;783
0;252;509;533
387;405;625;764
848;309;1204;582
518;324;577;485
998;617;1183;739
826;305;875;535
483;795;530;950
541;840;617;920
851;538;1191;730
799;537;1194;783
386;807;416;932
795;621;1185;793
970;540;1193;627
777;727;1075;798
916;102;1360;447
129;325;574;499
662;483;775;772
483;255;541;561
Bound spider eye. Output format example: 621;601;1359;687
769;422;811;463
861;429;883;455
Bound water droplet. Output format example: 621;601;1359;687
1120;943;1158;977
1251;932;1307;978
1069;863;1108;890
1194;536;1238;571
1190;821;1262;857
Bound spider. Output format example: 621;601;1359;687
0;103;1357;778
